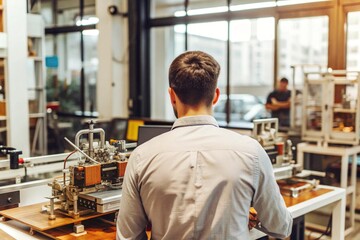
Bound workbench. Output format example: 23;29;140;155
0;185;345;240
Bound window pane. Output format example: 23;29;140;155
46;33;81;113
188;0;227;15
83;29;98;112
278;16;328;85
226;17;274;123
150;26;185;120
347;11;360;71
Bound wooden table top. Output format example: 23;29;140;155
42;218;116;240
283;188;332;208
0;203;114;231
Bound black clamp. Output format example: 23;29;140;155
0;146;23;169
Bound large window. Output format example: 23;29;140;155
225;17;275;124
347;11;360;71
277;16;329;85
148;1;333;124
230;17;274;91
46;33;82;113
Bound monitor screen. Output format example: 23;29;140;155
137;125;172;146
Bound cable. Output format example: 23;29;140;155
63;150;77;185
314;214;332;240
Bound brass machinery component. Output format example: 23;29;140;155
48;120;132;219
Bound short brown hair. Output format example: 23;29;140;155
169;51;220;107
280;77;289;84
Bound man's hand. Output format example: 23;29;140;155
248;207;260;230
270;98;290;109
270;98;279;105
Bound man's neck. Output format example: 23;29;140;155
177;105;212;118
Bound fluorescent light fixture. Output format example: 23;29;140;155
175;6;228;17
187;6;228;16
174;11;186;17
82;29;99;36
230;2;276;11
76;17;99;26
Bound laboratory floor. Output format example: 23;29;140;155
346;220;360;240
304;212;360;240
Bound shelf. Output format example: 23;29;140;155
28;56;42;61
333;108;356;114
0;115;6;120
28;87;45;91
29;113;45;118
305;106;322;110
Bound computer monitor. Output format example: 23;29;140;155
137;125;172;146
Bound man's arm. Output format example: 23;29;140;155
116;152;148;240
265;102;280;111
270;98;290;109
252;143;293;238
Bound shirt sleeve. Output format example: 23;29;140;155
252;143;293;239
266;92;274;104
116;152;148;240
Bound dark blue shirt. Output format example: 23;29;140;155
266;90;291;127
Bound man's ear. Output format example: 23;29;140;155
212;88;220;105
168;87;176;106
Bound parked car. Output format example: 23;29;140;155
214;94;270;122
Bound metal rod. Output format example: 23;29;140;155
64;137;100;164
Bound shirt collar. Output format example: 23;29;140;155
172;115;219;130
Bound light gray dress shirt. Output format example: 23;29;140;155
117;115;292;240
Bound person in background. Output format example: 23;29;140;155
117;51;292;240
265;77;291;127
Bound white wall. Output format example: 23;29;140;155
96;0;129;119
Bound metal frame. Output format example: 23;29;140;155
128;0;151;117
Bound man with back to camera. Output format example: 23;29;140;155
265;78;291;127
116;51;292;239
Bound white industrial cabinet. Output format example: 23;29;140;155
302;70;360;146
